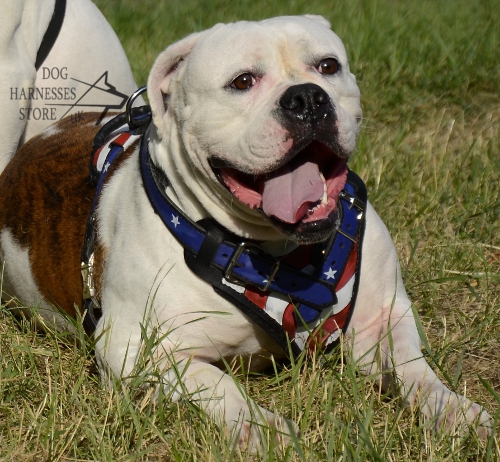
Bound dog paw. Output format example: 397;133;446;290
436;400;493;439
425;390;493;439
228;406;299;453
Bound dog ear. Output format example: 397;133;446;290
147;31;203;136
303;14;331;29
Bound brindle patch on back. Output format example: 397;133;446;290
0;113;102;317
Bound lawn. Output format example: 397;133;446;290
1;0;499;460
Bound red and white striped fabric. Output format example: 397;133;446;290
223;244;358;353
93;131;141;174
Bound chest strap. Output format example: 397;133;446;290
81;108;147;332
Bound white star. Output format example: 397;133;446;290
103;162;110;173
171;215;180;228
324;267;337;280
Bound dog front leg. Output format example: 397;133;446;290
347;203;492;437
158;358;298;451
349;299;491;437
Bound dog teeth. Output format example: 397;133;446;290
308;202;326;215
320;173;328;205
307;173;328;215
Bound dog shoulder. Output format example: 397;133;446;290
0;113;102;315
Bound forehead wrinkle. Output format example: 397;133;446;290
274;35;312;81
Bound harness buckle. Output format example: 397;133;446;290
81;254;100;307
339;190;365;220
225;242;280;292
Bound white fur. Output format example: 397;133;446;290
0;15;492;450
0;229;72;330
0;0;140;173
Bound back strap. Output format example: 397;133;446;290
35;0;66;70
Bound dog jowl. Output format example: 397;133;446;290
0;15;492;451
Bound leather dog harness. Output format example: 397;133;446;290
82;90;367;357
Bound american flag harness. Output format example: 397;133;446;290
82;91;367;357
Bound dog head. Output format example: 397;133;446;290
148;15;361;244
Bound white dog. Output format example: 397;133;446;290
0;15;492;450
0;0;140;172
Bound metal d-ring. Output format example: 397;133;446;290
126;85;148;127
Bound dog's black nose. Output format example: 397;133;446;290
279;84;333;123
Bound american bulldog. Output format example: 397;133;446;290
0;0;140;172
0;15;492;450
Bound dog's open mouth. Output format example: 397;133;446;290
212;141;348;239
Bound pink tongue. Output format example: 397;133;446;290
262;160;324;223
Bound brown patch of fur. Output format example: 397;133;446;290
0;113;122;319
92;242;108;304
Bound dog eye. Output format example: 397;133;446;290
317;58;340;75
231;73;255;90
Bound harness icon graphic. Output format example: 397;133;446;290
47;71;128;125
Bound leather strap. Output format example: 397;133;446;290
35;0;66;70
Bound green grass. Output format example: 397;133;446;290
1;0;499;459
